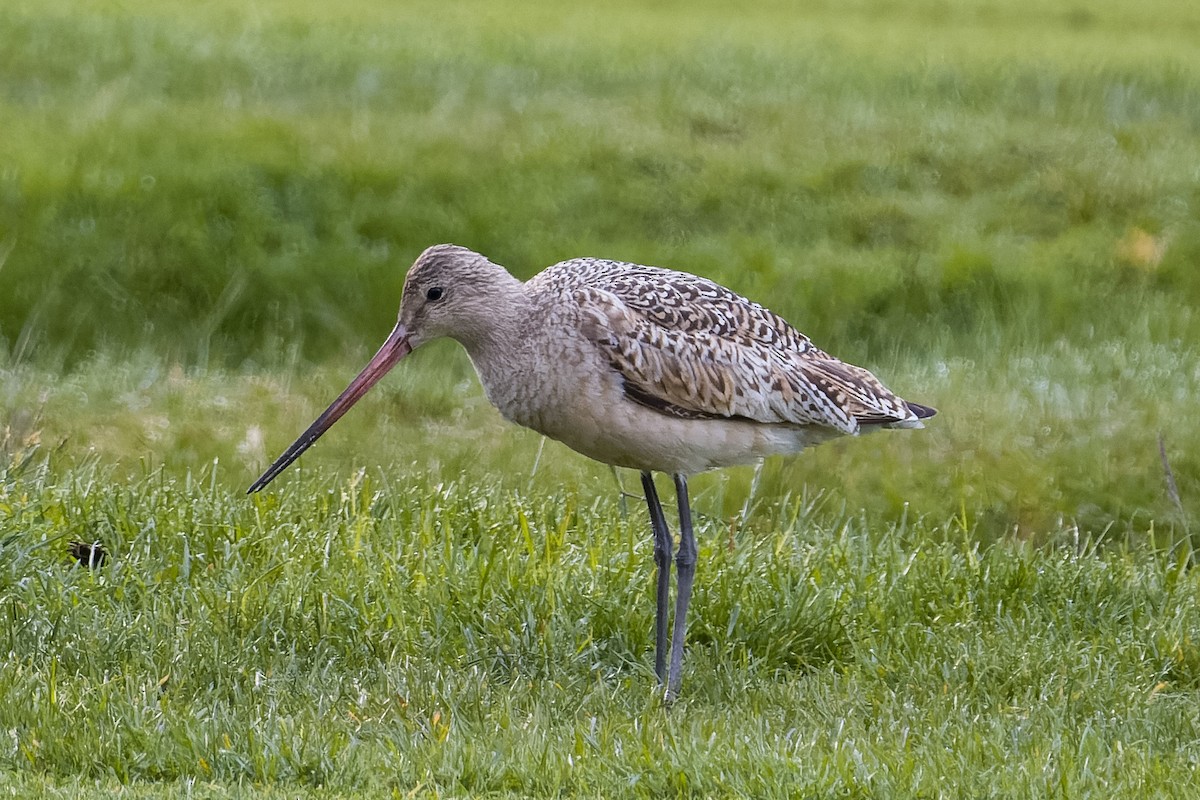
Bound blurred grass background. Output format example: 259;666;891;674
3;0;1197;539
5;0;1200;365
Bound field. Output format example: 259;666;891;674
2;0;1200;796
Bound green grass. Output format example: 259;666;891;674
4;0;1200;365
2;0;1200;795
3;453;1200;797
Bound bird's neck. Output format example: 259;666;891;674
453;276;533;360
454;279;552;428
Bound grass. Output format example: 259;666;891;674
3;452;1200;797
2;0;1200;795
4;0;1200;365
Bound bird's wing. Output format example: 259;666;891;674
573;267;916;433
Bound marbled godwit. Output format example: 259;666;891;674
249;244;935;699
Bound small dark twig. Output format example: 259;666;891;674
1158;432;1191;540
1159;433;1185;516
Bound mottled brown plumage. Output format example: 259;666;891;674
565;258;927;434
249;243;936;700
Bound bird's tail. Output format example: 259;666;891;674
875;400;937;430
905;401;937;419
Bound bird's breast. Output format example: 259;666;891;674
466;328;599;434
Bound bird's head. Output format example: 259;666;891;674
397;244;519;349
247;243;514;493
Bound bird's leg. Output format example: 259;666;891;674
666;473;697;701
640;471;673;686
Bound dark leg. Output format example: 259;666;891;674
640;471;673;686
667;473;697;701
638;472;676;686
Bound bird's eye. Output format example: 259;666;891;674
425;286;444;302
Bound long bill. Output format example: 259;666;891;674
247;321;413;494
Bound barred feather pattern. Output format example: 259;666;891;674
533;258;921;435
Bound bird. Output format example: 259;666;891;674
248;244;935;700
